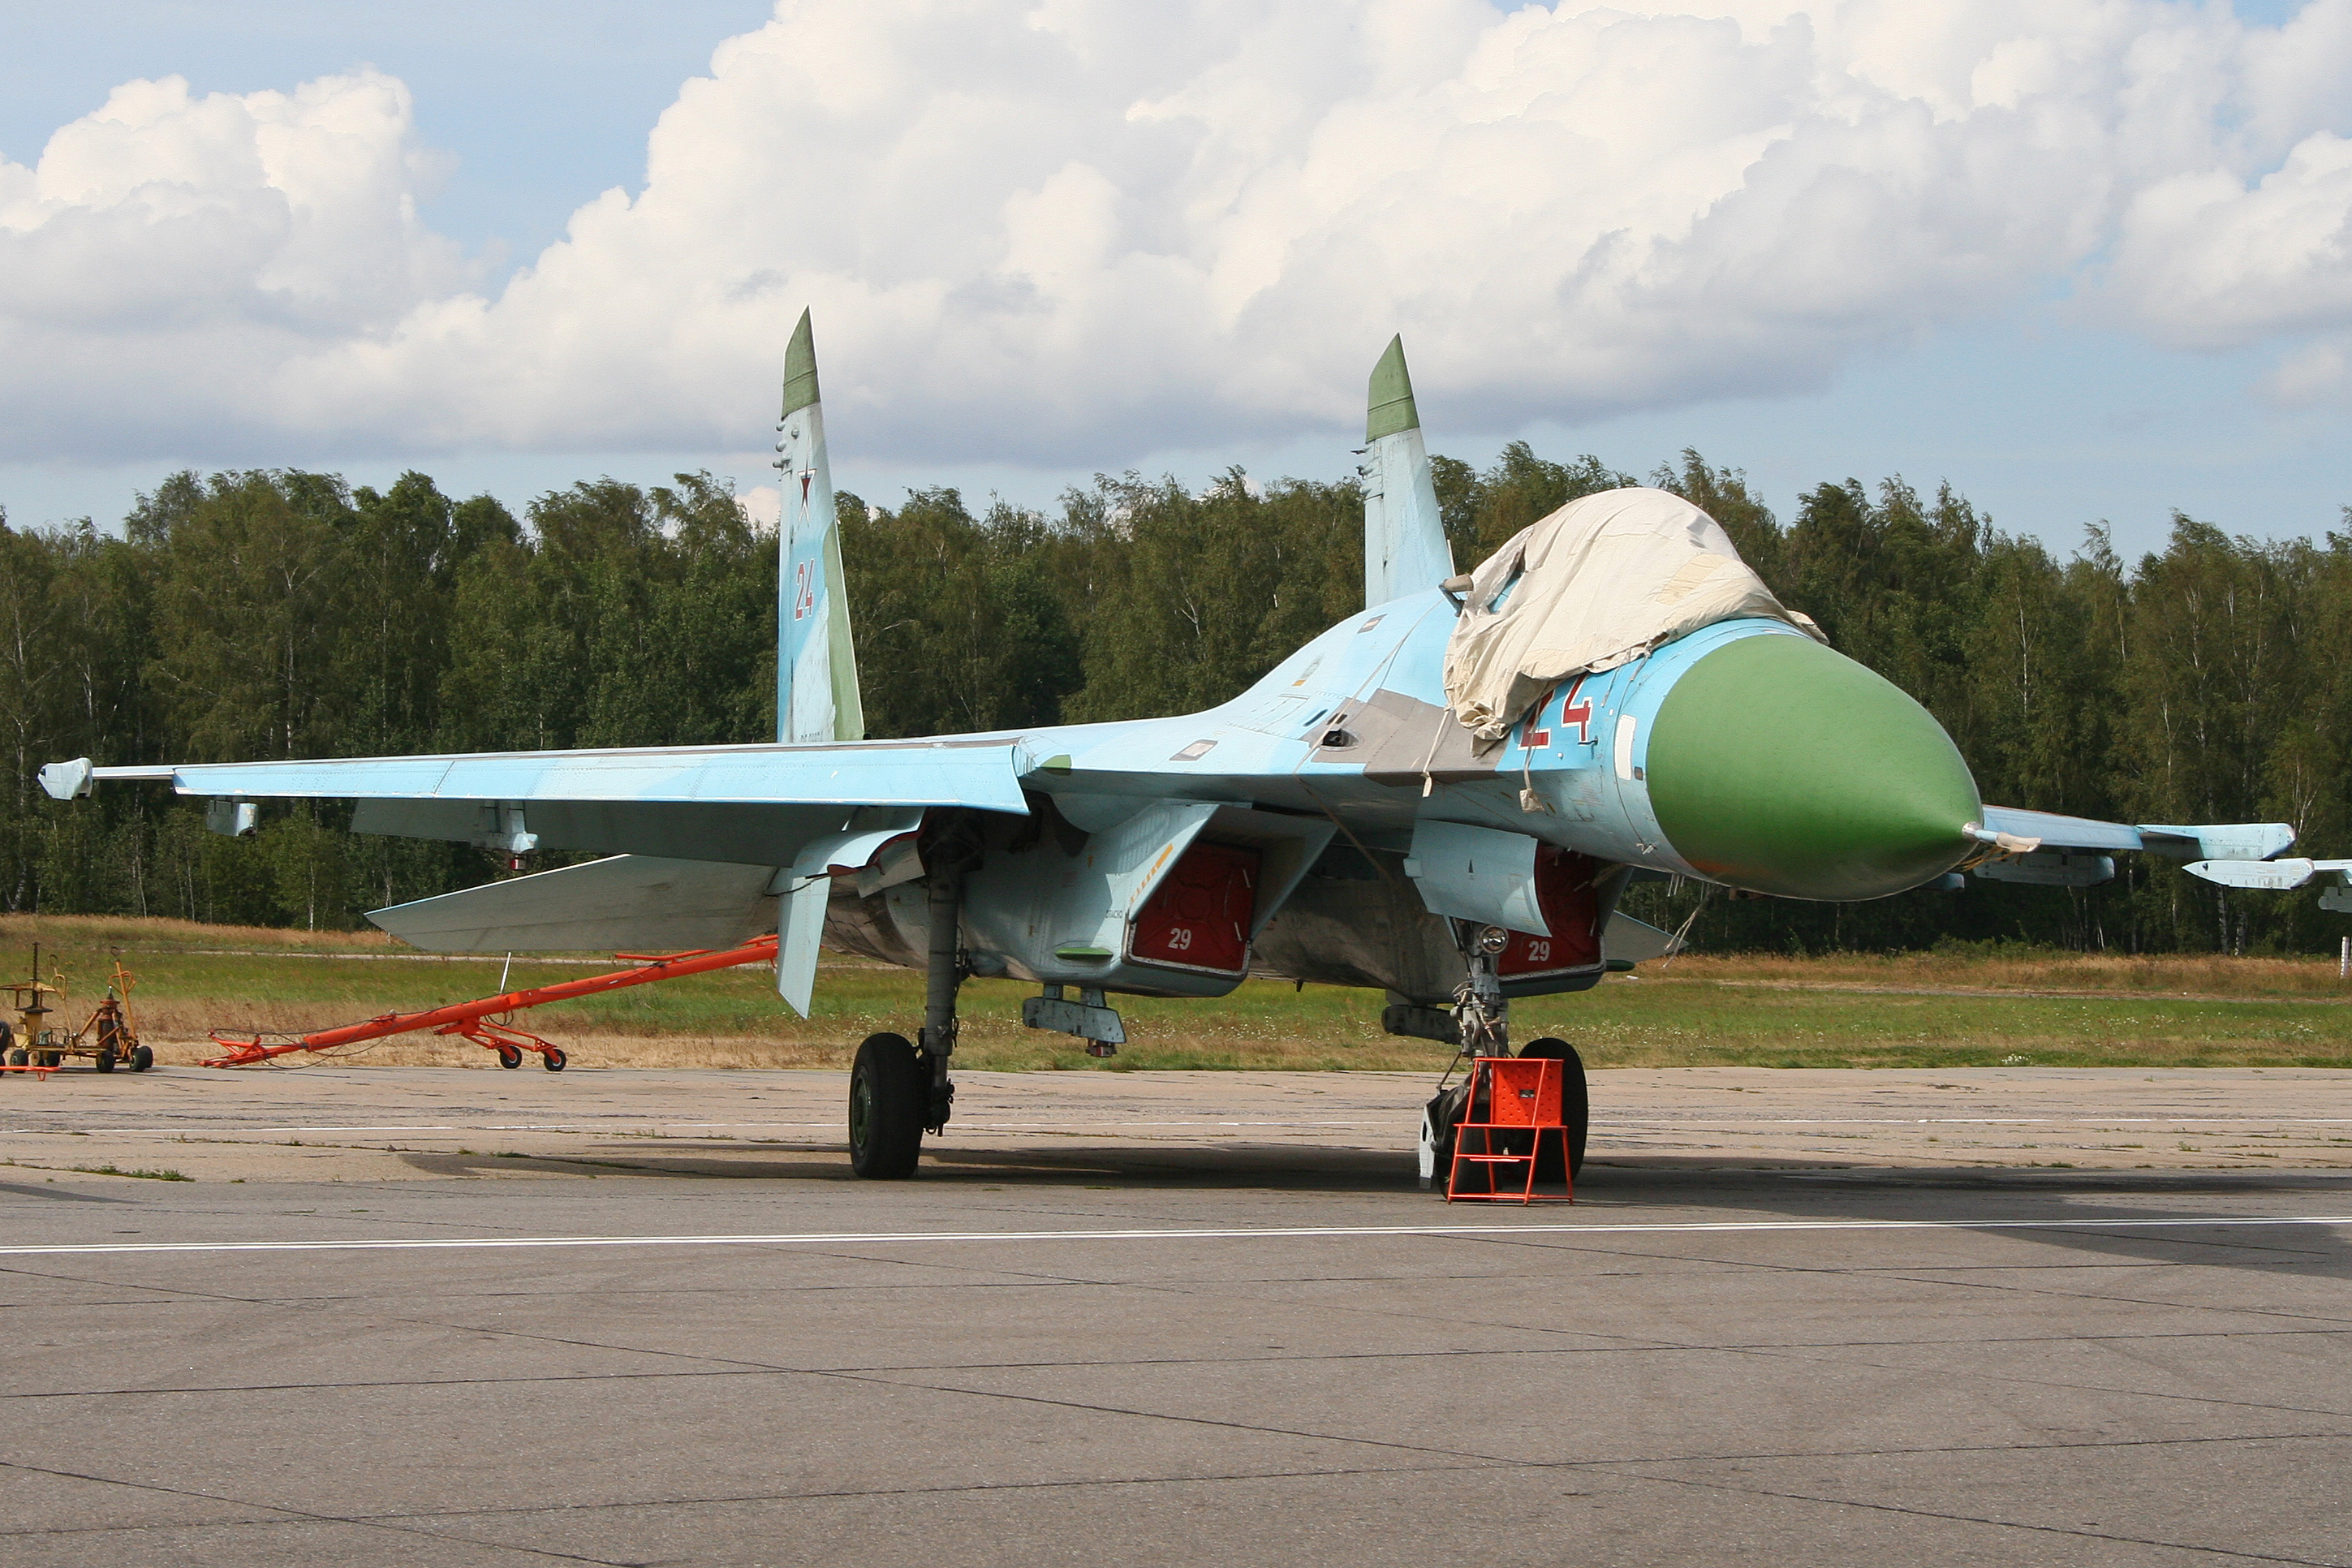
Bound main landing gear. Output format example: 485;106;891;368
848;824;976;1179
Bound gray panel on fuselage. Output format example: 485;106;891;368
1313;687;1496;786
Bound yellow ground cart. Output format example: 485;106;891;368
3;946;150;1075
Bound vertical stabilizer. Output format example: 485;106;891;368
1362;335;1454;609
774;309;866;744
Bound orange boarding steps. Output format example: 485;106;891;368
1445;1055;1574;1204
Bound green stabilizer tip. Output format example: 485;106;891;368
1365;334;1419;442
781;308;821;417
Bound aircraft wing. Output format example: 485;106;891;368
39;739;1027;816
40;739;1026;1017
35;319;1054;1016
1967;807;2295;888
1976;807;2294;862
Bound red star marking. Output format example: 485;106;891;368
1559;674;1595;745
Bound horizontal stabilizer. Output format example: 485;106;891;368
2185;857;2352;892
2139;821;2298;861
369;855;778;953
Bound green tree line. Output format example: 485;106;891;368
2;446;2346;954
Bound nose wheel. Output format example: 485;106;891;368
1516;1037;1587;1179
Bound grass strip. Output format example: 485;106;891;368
8;914;2352;1073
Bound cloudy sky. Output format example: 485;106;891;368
2;0;2346;554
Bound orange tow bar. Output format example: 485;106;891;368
202;935;782;1070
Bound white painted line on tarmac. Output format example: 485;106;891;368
967;1121;1395;1128
35;1124;834;1135
16;1119;1394;1136
1609;1117;2352;1126
2;1214;2349;1259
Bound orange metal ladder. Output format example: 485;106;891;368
1445;1055;1573;1204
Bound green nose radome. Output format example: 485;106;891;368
1645;632;1981;902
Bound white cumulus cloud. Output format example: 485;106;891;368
9;0;2352;466
0;69;476;458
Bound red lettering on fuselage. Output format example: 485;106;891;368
1559;674;1594;746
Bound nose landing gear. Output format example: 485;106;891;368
1416;924;1588;1188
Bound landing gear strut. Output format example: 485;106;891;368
848;819;978;1179
1419;924;1514;1189
915;829;970;1134
1452;922;1511;1058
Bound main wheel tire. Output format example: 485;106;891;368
129;1045;153;1073
496;1045;523;1069
848;1032;925;1179
1518;1038;1588;1181
543;1047;567;1072
94;1049;117;1073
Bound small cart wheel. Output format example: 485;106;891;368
94;1048;117;1073
6;1047;25;1066
129;1045;153;1073
496;1045;523;1069
36;1050;62;1070
542;1047;566;1072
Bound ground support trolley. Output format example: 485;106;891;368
3;947;151;1079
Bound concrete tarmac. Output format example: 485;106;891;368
3;1066;2350;1566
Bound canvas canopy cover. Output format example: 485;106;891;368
1441;487;1821;741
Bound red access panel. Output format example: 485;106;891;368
1496;845;1603;978
1128;840;1260;976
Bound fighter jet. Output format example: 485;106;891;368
41;314;2297;1178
